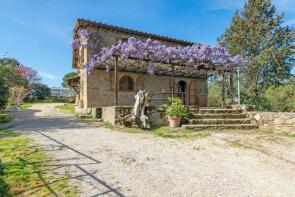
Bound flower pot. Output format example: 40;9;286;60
167;116;182;128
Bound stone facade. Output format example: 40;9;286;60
83;69;207;108
73;19;208;109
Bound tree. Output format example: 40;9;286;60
61;72;77;88
29;83;51;101
0;77;9;112
0;59;27;110
16;65;41;84
0;58;20;66
0;62;27;88
218;0;295;101
9;86;29;111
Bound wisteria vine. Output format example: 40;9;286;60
73;29;247;75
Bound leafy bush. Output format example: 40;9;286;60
165;97;189;117
0;114;11;124
51;96;75;103
0;77;9;112
207;81;222;107
27;83;50;101
244;83;295;112
262;83;295;112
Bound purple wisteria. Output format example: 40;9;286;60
72;29;92;49
85;37;247;75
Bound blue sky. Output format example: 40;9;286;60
0;0;294;87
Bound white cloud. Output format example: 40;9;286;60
39;72;56;80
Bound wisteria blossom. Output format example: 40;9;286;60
84;37;247;75
16;65;33;78
72;29;92;49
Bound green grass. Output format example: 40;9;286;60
0;114;11;124
282;132;295;138
24;100;54;104
0;129;78;196
55;104;75;114
152;126;211;139
101;121;115;129
21;103;32;109
121;125;211;139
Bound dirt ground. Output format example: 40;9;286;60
10;103;295;197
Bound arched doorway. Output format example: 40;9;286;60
176;81;187;104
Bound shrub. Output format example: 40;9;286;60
262;83;295;112
28;83;50;101
9;86;29;110
207;81;222;107
165;97;189;117
0;77;9;112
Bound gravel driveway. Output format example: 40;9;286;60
10;103;295;197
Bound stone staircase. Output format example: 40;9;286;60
182;107;258;130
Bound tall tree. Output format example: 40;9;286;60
218;0;295;100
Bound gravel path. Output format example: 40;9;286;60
10;103;295;197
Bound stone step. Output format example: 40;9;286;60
183;124;258;130
191;113;247;119
188;119;251;124
190;108;243;114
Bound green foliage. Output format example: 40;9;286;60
51;96;75;103
0;58;28;110
208;80;223;107
28;83;51;101
0;77;9;111
255;82;295;112
165;97;189;117
0;61;27;88
61;72;77;88
0;114;11;124
0;129;78;196
218;0;295;98
20;103;32;109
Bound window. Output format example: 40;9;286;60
119;76;134;91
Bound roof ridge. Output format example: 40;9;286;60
76;18;194;46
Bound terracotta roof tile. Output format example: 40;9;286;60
75;19;194;46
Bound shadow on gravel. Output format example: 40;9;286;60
35;131;126;197
8;107;126;196
10;108;90;132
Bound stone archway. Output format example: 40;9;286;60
176;80;187;104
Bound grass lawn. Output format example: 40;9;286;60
0;129;78;196
0;114;11;124
21;103;32;109
55;104;75;114
108;123;211;139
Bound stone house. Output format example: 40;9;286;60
71;19;208;110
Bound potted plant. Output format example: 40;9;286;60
165;97;189;128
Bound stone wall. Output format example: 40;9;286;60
83;69;207;108
249;112;295;132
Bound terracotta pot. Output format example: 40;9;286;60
167;116;182;128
